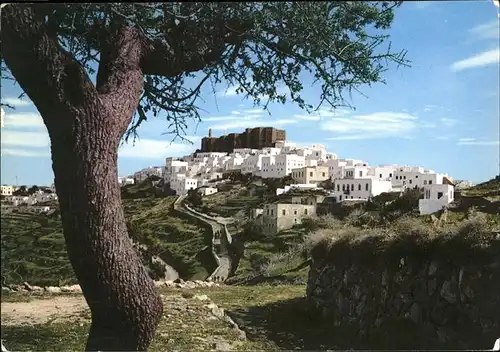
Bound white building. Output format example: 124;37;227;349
224;155;245;171
31;190;58;203
419;184;455;215
368;165;397;181
170;176;198;196
199;186;218;197
1;185;14;196
241;154;265;175
260;154;305;179
8;196;34;206
291;166;329;184
392;166;446;191
333;178;393;202
164;158;189;183
118;177;135;186
134;166;163;183
324;158;369;180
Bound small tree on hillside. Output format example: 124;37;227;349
27;185;40;194
186;188;202;206
1;2;407;349
12;186;28;196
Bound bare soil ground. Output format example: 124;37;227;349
1;295;89;326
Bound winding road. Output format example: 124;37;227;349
174;195;233;282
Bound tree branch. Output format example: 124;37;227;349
0;4;97;128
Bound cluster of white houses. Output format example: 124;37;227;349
125;137;455;222
1;185;58;212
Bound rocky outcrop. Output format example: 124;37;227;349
306;238;500;347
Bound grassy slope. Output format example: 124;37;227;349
1;213;74;287
124;197;214;280
1;196;212;286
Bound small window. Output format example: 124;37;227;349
415;175;418;178
342;184;345;191
379;174;382;178
424;180;427;185
310;172;313;177
389;173;393;177
322;172;325;177
358;184;361;191
337;185;340;192
437;192;443;199
294;210;297;215
339;195;342;201
271;209;274;216
409;180;412;184
403;176;407;180
267;209;270;215
351;184;354;191
282;209;286;216
351;196;354;199
365;183;369;191
304;209;308;215
429;180;433;185
359;171;363;177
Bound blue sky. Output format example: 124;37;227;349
1;1;499;186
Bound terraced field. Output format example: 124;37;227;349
1;197;216;286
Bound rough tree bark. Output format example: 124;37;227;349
1;5;163;351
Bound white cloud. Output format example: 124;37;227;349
202;108;265;122
450;47;500;72
1;130;50;147
469;20;500;41
457;137;499;146
326;134;373;141
293;114;321;121
202;115;245;122
2;148;50;157
243;108;265;115
423;104;443;113
3;112;44;128
411;1;434;10
440;117;458;127
322;112;418;140
217;85;289;102
294;107;352;121
217;86;239;97
210;119;298;131
1;97;32;107
119;136;201;159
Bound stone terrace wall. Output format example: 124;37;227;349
306;235;500;349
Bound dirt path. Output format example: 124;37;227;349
1;295;89;326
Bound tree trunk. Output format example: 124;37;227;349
1;5;163;351
48;107;163;351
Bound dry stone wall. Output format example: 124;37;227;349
306;238;500;348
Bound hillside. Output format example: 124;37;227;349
1;196;213;286
197;178;500;284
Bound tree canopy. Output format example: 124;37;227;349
0;3;409;349
1;2;408;140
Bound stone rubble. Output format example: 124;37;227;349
1;280;222;295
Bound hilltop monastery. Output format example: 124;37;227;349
125;127;455;217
